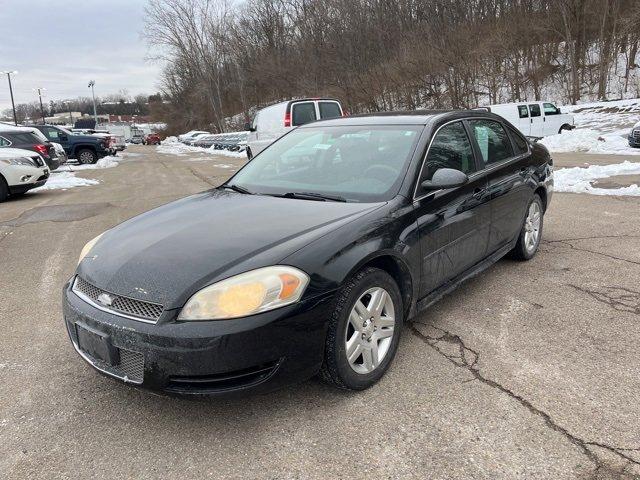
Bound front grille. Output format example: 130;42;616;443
118;349;145;382
633;130;640;139
73;276;163;323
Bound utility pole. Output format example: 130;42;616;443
1;70;18;125
88;80;98;126
34;87;46;124
63;101;73;126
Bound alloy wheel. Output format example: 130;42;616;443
524;201;541;253
345;287;395;374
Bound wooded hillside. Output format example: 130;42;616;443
144;0;640;131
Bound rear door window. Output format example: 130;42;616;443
468;119;514;165
318;102;342;119
528;104;541;117
7;132;39;144
518;105;529;118
291;102;317;126
505;124;529;155
0;136;11;146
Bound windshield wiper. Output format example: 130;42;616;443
280;192;347;202
221;183;253;195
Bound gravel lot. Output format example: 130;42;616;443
1;146;639;479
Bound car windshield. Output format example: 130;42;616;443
228;125;422;202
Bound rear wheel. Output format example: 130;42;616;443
510;194;544;260
320;267;403;390
0;176;8;202
77;149;97;164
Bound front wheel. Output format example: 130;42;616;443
510;194;544;260
0;176;9;202
320;267;403;390
77;149;97;164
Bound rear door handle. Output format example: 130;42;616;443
472;187;486;199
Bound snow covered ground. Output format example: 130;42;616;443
540;98;640;155
554;160;640;196
157;137;246;158
32;155;120;192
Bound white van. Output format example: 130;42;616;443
482;101;574;137
245;98;344;159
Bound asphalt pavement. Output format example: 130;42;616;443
1;146;639;479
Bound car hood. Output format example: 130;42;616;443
78;189;383;309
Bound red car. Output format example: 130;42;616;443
144;133;161;145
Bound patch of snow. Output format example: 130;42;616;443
540;129;640;155
58;156;119;171
554;160;640;196
32;172;99;191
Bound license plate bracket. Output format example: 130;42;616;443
76;323;119;366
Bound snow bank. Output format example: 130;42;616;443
538;98;640;155
540;129;640;155
32;172;99;191
58;156;120;171
554;161;640;196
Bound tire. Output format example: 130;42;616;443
0;175;8;202
320;267;403;390
77;149;98;164
510;194;544;260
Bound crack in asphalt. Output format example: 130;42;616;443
409;322;640;476
569;284;640;315
187;167;218;187
541;238;640;267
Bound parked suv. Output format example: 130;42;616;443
629;121;640;147
0;147;49;201
245;98;344;159
0;126;60;170
30;125;111;164
481;101;575;137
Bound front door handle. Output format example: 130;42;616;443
472;188;486;199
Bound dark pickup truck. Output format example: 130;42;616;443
29;125;111;164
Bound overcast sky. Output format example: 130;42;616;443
0;0;163;112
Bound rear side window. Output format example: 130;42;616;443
291;102;317;126
0;136;10;146
543;103;560;115
468;119;514;165
318;102;342;119
518;105;529;118
5;132;40;144
528;104;541;117
421;122;476;184
505;124;529;155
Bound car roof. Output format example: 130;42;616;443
300;109;506;127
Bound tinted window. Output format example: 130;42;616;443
0;136;10;146
529;104;541;117
228;125;421;202
506;124;529;155
469;119;514;165
518;105;529;118
291;103;317;126
319;102;342;119
543;102;560;115
421;122;475;184
5;132;39;144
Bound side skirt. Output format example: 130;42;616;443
414;239;517;316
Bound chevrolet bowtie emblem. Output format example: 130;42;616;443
97;293;114;306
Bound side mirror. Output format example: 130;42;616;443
557;107;561;114
421;168;469;190
244;122;255;132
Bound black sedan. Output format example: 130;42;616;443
63;110;552;395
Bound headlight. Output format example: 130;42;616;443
0;156;35;166
78;232;105;265
178;266;309;321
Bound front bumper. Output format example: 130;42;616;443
62;278;333;396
